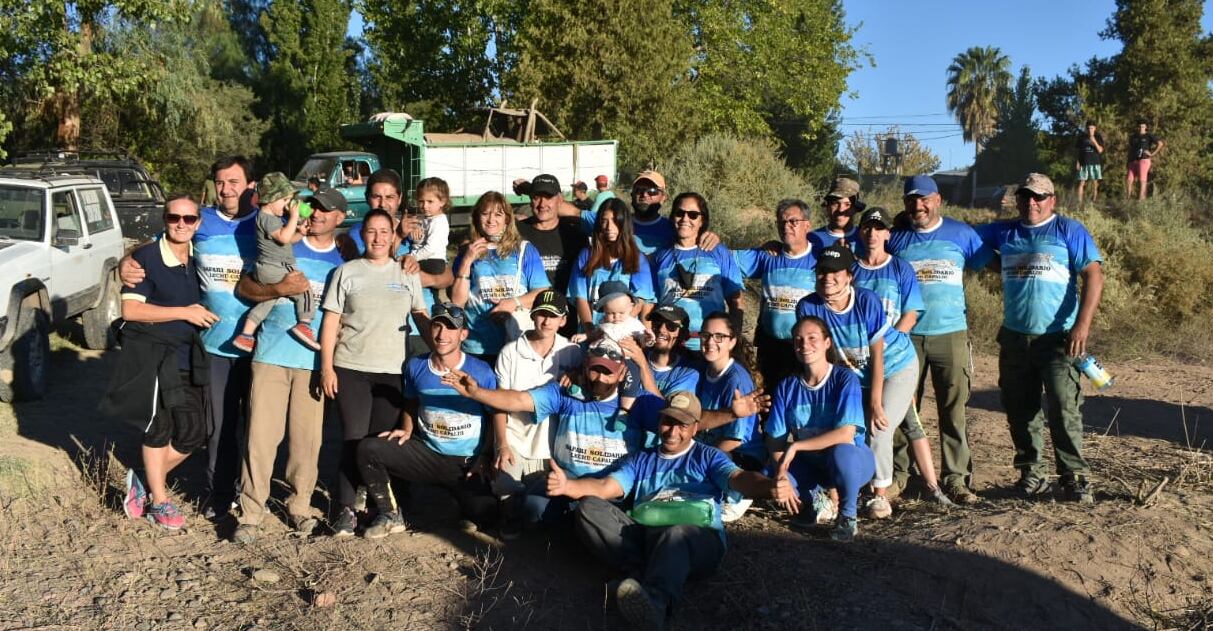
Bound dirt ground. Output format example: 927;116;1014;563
1;335;1212;630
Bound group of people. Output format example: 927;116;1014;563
1075;119;1164;202
103;155;1105;629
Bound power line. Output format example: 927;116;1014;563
840;112;951;119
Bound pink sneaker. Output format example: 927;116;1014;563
290;323;321;350
123;469;146;519
146;500;186;530
232;334;256;353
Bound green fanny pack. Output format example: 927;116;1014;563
630;495;714;528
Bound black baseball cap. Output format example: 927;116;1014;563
816;243;855;274
531;289;568;317
310;188;348;212
530;174;561;197
859;207;894;229
646;304;690;328
431;302;468;329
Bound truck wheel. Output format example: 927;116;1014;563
83;272;121;350
0;303;50;402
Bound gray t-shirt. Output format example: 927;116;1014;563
255;211;297;267
322;258;427;374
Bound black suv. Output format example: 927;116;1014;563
3;149;165;242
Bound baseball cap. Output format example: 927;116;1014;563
632;170;666;190
816;243;855;274
646;304;690;328
586;338;625;373
859;207;894;229
310;188;348;212
903;175;939;197
530;174;561;197
531;289;568;317
431;302;468;329
595;174;609;186
257;172;296;205
825;177;859;200
659;391;702;425
1016;173;1055;196
593;280;633;311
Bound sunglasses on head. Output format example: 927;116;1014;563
165;213;199;225
633;187;662;197
671;209;703;221
589;345;624;362
432;303;466;321
1016;191;1052;203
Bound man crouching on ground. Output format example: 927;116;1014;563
545;391;799;630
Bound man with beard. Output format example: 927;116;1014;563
808;177;864;252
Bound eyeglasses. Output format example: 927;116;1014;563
633;187;663;197
654;320;683;333
777;219;806;228
165;213;200;225
671;209;703;221
588;345;624;362
702;332;734;344
1016;191;1052;203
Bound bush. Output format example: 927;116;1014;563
661;134;818;249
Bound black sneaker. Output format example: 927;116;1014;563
1016;474;1052;498
1061;476;1095;504
615;578;666;630
364;511;406;539
332;507;357;538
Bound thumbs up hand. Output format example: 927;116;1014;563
546;459;568;497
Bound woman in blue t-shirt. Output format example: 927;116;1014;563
767;316;875;542
451;192;551;364
569;198;656;335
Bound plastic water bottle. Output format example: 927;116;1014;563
296;200;313;219
1074;354;1114;390
630;499;713;528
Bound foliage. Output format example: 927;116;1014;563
662;134;818;248
969;66;1042;189
945;46;1012;147
841;127;941;178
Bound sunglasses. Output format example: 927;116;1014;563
777;219;806;228
1016;191;1052;203
633;187;663;197
165;213;200;225
671;209;703;221
432;302;466;321
654;320;683;333
588;345;624;362
702;332;734;344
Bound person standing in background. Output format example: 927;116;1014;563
1075;121;1105;204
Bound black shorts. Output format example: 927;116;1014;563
144;371;209;453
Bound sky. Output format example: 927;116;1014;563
839;0;1213;170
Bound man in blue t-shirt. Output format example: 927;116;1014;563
354;303;500;538
230;190;347;543
885;175;994;504
980;173;1104;504
808;177;863;252
546;391;797;629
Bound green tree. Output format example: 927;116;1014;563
945;46;1013;148
257;0;359;172
972;66;1041;187
842;127;941;178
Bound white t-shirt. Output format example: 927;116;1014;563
598;317;648;345
495;333;583;459
412;213;450;261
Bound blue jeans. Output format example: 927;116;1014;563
786;443;876;518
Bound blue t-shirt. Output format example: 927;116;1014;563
452;242;551;356
978;215;1103;335
696;360;765;463
648;355;702;397
568;248;657;324
766;365;866;447
193;206;260;357
577;191;619;232
403;353;497;457
651;244;744;350
253;238;345;371
852;256;925;333
735;247;817;340
795;288;916;387
608;442;739;538
579;209;674;257
809;227;858;253
887;218;993;336
529;383;650;478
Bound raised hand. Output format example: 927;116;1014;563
441;368;477;396
731;388;771;418
546;459;568;497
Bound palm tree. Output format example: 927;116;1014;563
946;46;1012;201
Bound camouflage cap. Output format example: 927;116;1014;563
826;177;860;199
256;172;296;205
1016;173;1055;196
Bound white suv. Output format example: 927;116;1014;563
0;173;126;401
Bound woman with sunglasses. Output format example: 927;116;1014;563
651;193;744;352
451;192;551;365
569;198;656;337
768;316;876;542
794;242;920;522
319;209;432;536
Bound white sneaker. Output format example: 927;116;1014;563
863;495;893;519
812;489;837;525
720;498;752;523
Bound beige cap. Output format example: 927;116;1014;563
633;170;667;190
659;390;702;425
1016;173;1055;196
825;177;860;199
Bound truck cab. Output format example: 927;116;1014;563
292;151;380;226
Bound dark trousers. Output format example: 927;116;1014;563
892;330;973;488
356;437;496;521
206;354;250;508
574;497;725;608
333;367;404;508
755;328;796;393
996;327;1087;478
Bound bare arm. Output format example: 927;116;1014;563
576;298;595;335
726;291;744;334
555;199;583;219
421;266;453;290
1068;262;1104;357
443;368;536;413
270;208;301;245
867;337;887;430
768;424;858;468
122;300;217;328
546;461;626;500
319;310;342;398
894;310;918;334
235;270;311;302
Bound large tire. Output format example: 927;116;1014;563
83;272;121;350
0;302;50;402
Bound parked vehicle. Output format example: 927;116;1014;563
0;173;125;401
4;149;165;242
294;106;618;226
